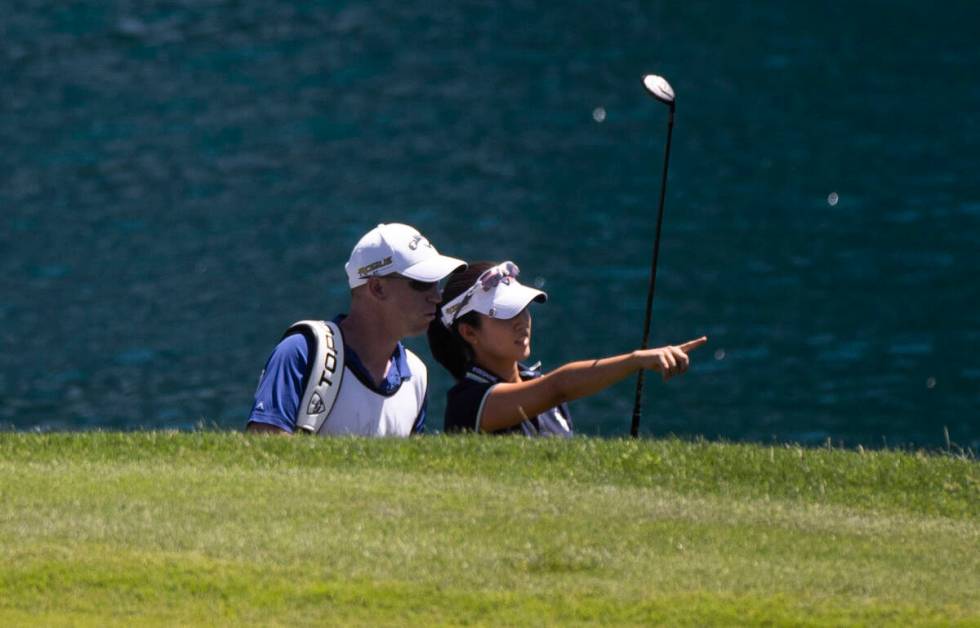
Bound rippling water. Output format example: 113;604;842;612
2;1;978;447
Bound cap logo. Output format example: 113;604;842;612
358;256;393;277
408;235;432;251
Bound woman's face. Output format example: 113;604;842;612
467;308;532;363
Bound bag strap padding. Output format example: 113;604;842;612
285;320;345;434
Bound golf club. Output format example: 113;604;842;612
630;74;676;438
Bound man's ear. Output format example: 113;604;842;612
367;276;387;300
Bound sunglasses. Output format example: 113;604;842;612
386;275;438;292
440;261;521;327
476;261;518;291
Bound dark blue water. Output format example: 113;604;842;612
2;1;978;447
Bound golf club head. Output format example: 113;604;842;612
642;74;675;107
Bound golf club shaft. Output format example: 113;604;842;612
630;104;675;438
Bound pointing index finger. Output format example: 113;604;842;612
678;336;708;353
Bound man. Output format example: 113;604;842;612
246;223;466;435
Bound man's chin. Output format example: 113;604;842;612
406;321;430;337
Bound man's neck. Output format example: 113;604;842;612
339;312;400;385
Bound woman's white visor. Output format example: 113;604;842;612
440;261;547;327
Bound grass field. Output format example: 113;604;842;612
0;432;977;626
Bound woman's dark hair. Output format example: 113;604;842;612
427;261;496;380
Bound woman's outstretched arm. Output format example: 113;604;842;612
478;336;707;432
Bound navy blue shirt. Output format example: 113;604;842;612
444;363;573;436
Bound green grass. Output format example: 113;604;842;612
1;433;977;626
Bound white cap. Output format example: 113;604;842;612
440;261;547;327
345;223;466;288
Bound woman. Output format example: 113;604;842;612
427;261;707;436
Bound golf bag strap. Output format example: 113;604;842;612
285;320;345;434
